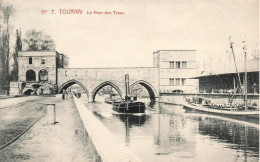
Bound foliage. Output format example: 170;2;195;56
63;54;69;68
23;29;55;51
10;29;22;81
0;30;9;91
2;5;14;23
0;3;14;95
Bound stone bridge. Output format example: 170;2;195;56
57;67;159;102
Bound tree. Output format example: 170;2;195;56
0;4;14;95
63;54;69;68
0;31;7;94
23;29;55;51
10;29;22;81
41;34;55;50
23;29;69;68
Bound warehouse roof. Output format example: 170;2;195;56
192;58;259;79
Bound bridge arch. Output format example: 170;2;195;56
58;79;89;99
23;88;35;95
130;80;156;101
92;81;123;102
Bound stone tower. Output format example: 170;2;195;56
16;51;64;94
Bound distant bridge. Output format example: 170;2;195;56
57;67;159;102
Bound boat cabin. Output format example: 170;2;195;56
125;95;137;102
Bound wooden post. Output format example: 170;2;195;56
244;43;248;110
233;76;236;90
47;104;56;125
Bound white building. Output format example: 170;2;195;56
153;50;198;93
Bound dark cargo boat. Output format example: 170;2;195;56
112;101;146;113
112;74;146;113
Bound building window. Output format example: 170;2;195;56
182;61;187;68
182;78;186;85
176;78;180;85
169;78;174;85
29;56;32;64
169;62;174;68
176;62;180;69
26;69;36;81
39;69;48;81
41;58;45;64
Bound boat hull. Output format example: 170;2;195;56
183;102;259;116
112;102;145;113
105;97;122;104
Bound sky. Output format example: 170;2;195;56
4;0;259;70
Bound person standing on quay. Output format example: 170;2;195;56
65;89;68;100
62;89;65;100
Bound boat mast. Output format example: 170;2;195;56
229;36;243;91
243;41;248;110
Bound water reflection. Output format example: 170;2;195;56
157;103;188;115
113;114;147;145
113;114;147;126
84;99;259;162
193;115;259;153
153;113;196;156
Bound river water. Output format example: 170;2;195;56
80;95;259;162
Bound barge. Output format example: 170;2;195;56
182;38;259;117
112;74;145;113
183;98;259;116
112;101;145;113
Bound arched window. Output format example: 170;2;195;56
26;70;36;81
39;69;48;81
29;56;32;64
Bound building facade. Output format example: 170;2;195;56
18;51;64;85
153;50;198;93
15;50;198;96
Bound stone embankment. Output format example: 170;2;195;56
0;95;96;161
0;94;141;162
73;96;141;162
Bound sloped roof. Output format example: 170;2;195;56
192;58;259;79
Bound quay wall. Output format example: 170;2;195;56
73;97;141;162
159;93;259;106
